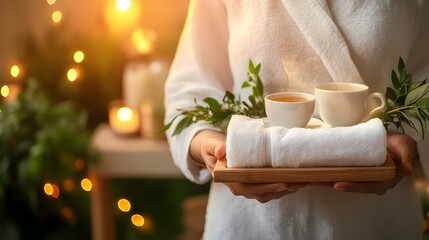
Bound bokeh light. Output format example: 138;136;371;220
1;85;10;97
74;159;85;171
61;207;74;221
131;214;144;227
44;183;54;196
47;0;56;5
118;199;131;212
74;51;84;63
51;184;60;198
63;179;75;192
81;178;92;191
52;10;62;23
10;65;20;78
67;68;78;82
131;28;157;54
44;183;59;198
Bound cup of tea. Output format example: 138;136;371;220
264;92;315;128
314;82;386;127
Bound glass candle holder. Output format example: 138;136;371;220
108;99;140;137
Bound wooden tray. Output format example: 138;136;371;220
213;154;396;183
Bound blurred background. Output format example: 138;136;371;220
0;0;211;239
1;1;429;240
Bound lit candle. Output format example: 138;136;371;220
109;99;140;136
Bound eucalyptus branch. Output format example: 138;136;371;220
160;59;266;136
374;57;429;140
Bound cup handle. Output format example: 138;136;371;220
362;92;386;122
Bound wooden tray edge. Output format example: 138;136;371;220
213;154;396;183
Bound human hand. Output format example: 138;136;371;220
332;131;418;195
190;130;307;203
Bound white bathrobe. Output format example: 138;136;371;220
165;1;429;239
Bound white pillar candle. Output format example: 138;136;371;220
147;59;169;102
122;58;169;108
123;60;150;108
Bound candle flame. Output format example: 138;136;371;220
117;107;133;121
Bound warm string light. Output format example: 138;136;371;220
118;199;131;212
67;68;78;82
41;177;89;224
117;197;151;229
131;214;145;227
1;85;10;98
47;0;56;5
52;10;62;23
43;183;60;198
74;51;84;63
81;178;93;191
65;51;85;83
10;65;20;78
44;183;54;195
43;183;76;222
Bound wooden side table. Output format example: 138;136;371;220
90;124;183;240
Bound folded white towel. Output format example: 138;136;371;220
226;115;387;168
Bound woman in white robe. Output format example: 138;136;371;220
164;1;429;239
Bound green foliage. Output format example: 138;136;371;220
0;79;99;239
160;59;266;136
374;57;429;140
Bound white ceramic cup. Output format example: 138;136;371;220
265;92;315;128
314;82;386;127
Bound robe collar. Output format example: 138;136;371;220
282;0;364;83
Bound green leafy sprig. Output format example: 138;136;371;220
160;60;266;136
162;57;429;140
375;57;429;140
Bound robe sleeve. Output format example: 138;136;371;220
407;1;429;178
164;0;233;184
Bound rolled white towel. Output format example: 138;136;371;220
226;115;386;168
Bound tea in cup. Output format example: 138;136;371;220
265;92;315;128
314;82;385;127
